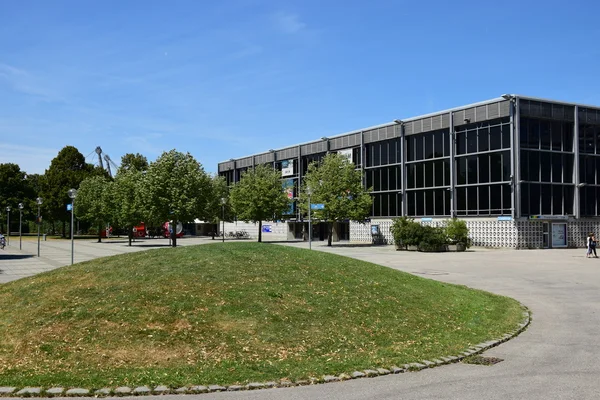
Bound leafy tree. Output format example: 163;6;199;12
112;170;146;246
299;153;372;246
119;153;149;174
230;164;290;243
141;150;212;247
0;163;33;233
74;175;113;242
42;146;95;237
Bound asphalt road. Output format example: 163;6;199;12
1;238;598;399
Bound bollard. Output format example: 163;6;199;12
43;234;47;241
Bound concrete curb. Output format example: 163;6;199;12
0;307;531;397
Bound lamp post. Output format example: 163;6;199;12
5;206;10;246
36;197;43;257
221;197;226;243
18;203;23;250
68;189;77;265
307;186;312;250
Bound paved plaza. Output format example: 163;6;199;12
1;238;599;399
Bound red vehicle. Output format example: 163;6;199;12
163;221;184;238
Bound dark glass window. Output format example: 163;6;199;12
582;126;595;154
467;156;477;184
373;194;381;217
434;131;443;158
528;119;540;149
520;118;529;147
416;190;425;216
425;133;434;159
490;126;501;150
528;151;540;181
520;184;529;216
366;169;373;189
502;123;511;149
456;187;466;214
467;186;478;214
563;123;574;152
425;162;434;187
381;193;389;216
541;184;552;214
373;143;381;166
444;160;450;186
479;154;489;183
479;126;489;152
490;153;502;182
479;185;490;213
457;157;466;185
456;131;466;155
434;161;444;187
416;163;424;188
406;192;414;216
407;136;415;162
520;151;529;181
434;190;444;215
491;185;502;214
553;185;563;215
425;190;434;215
381;142;389;166
444;132;451;157
552;153;562;182
467;129;477;153
373;168;381;191
502;184;512;214
540;120;551;150
551;121;562;151
563;154;573;183
381;168;389;191
396;166;402;189
529;183;541;215
389;167;397;191
540;152;551;182
502;151;511;181
407;164;415;189
415;135;424;161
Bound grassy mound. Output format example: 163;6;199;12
0;243;523;388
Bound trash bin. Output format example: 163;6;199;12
43;234;47;241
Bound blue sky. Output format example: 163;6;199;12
1;0;600;175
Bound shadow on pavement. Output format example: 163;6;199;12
0;254;35;260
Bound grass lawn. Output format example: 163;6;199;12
0;242;524;388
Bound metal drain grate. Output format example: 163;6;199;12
462;355;504;366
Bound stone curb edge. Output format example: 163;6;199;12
0;307;531;397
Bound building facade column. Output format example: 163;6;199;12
574;105;581;219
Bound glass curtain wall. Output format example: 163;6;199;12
579;122;600;216
519;117;574;216
454;118;512;216
365;138;402;217
405;129;451;216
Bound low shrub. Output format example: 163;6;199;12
445;218;471;248
418;225;448;252
390;216;423;248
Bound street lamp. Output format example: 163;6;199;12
220;197;226;243
306;186;312;250
18;203;23;250
68;189;77;265
5;206;10;246
36;197;43;257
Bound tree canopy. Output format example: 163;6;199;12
300;153;372;246
118;153;149;175
74;175;113;242
230;164;290;243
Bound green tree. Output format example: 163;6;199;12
300;153;372;246
112;170;146;246
118;153;149;174
142;150;212;247
0;163;33;233
74;175;113;242
42;146;95;237
230;164;290;243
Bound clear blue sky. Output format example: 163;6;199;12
1;0;599;175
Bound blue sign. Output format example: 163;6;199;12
497;216;513;221
310;203;325;210
262;225;272;233
66;204;73;211
420;217;432;222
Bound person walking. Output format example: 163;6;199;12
587;233;598;258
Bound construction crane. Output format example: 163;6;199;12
94;146;119;177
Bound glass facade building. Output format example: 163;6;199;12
219;95;600;248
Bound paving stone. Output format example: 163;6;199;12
46;387;64;395
0;387;16;395
114;386;132;395
391;366;405;374
352;371;365;378
264;382;277;388
189;385;208;393
433;359;445;365
377;368;391;375
208;385;226;392
132;386;151;394
447;356;459;361
295;380;310;386
338;373;351;380
66;388;90;395
174;387;188;394
441;357;454;362
95;388;112;395
408;362;426;370
323;375;339;383
152;386;170;394
227;385;243;391
246;383;265;390
17;387;41;395
422;360;436;367
364;369;379;376
278;380;293;387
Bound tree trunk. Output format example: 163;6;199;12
62;220;66;238
327;221;333;247
128;225;133;246
258;220;262;243
171;220;177;247
97;223;102;243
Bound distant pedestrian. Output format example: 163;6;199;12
587;233;598;258
0;232;5;250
